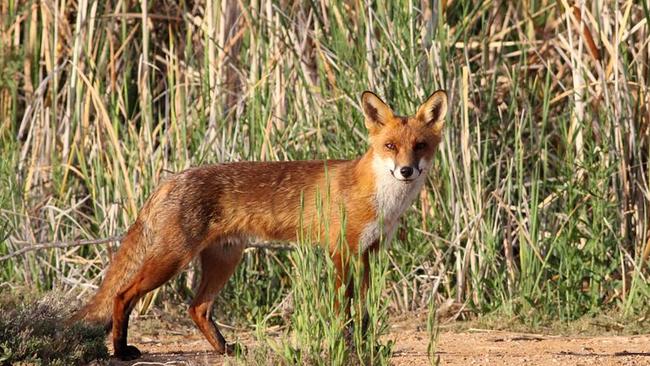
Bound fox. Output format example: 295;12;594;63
70;90;448;360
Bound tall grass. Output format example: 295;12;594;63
1;0;650;358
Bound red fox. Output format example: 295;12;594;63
71;90;448;360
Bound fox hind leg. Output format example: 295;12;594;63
112;253;192;360
189;243;244;355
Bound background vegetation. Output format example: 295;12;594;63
1;0;649;363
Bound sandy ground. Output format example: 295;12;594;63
107;316;650;365
391;321;650;366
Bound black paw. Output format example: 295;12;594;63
114;344;142;361
225;342;245;356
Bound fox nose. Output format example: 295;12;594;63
400;166;414;178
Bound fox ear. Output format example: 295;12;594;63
417;90;448;134
361;91;393;131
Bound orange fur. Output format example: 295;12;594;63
71;90;448;360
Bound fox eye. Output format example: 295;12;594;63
385;143;397;151
414;142;427;150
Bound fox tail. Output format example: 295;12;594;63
69;222;145;330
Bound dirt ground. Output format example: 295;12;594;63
107;316;650;365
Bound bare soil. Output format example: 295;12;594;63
107;316;650;365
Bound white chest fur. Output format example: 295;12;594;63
359;157;428;251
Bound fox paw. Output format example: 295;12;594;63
115;344;142;361
224;342;245;356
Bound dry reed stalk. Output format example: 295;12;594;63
364;0;376;90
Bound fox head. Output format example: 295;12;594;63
361;90;448;183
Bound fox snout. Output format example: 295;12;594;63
391;163;423;182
